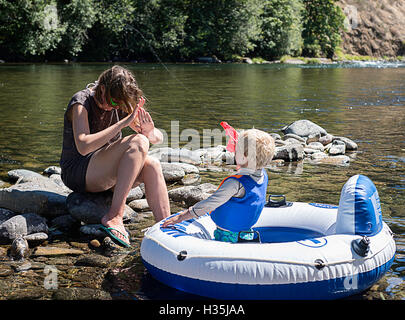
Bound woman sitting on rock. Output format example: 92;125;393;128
60;65;170;247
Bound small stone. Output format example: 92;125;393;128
307;142;325;152
90;239;101;248
128;199;150;211
43;166;62;175
319;134;334;146
332;136;358;150
273;144;304;162
328;140;346;155
126;186;144;202
318;155;350;166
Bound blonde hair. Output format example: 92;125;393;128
94;65;143;114
236;129;275;169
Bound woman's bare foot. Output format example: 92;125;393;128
101;216;130;246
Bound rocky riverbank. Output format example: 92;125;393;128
0;119;401;300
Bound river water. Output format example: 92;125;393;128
0;62;404;299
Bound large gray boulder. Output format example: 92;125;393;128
0;213;48;240
281;120;327;138
66;192;137;224
0;179;69;218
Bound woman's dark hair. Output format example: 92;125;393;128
95;65;143;114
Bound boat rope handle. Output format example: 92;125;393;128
144;233;391;268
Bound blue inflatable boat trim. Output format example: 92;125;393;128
142;256;394;300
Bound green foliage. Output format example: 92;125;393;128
182;0;261;60
0;0;347;61
255;0;303;59
0;0;65;59
301;0;345;58
56;0;97;58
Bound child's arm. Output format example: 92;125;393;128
161;178;244;227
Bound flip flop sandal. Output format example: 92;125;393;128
99;225;131;248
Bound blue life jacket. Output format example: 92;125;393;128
210;169;268;232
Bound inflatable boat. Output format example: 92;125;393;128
141;175;396;299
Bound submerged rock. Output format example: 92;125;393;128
10;236;29;261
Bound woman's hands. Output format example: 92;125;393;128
161;209;194;228
136;105;155;137
121;96;145;129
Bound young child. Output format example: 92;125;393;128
162;129;275;243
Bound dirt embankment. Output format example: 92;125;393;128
337;0;405;57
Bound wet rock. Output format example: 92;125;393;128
0;179;69;218
10;236;29;261
310;152;329;161
179;174;201;186
304;147;321;154
172;162;200;174
32;246;84;256
0;213;48;240
269;133;281;140
168;183;217;207
332;136;358;151
43;166;61;175
128;199;150;212
281;120;327;138
0;265;13;277
48;174;72;193
0;208;17;224
50;214;78;231
284;133;306;143
149;147;202;165
53;287;111;300
75;254;110;268
66;191;136;224
160;162;185;182
198;145;227;164
328;140;346;155
273;144;304;162
284;137;306;146
7;169;46;183
24;232;48;241
319;134;334;146
126;186;144;202
306;132;321;144
90;239;101;248
318;155;351;166
307;142;325;152
79;224;105;237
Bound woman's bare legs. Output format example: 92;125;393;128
85;133;170;245
134;156;170;222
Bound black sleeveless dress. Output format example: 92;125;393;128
60;88;125;192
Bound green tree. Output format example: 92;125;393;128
182;0;262;60
255;0;303;59
55;0;97;59
301;0;345;58
0;0;65;60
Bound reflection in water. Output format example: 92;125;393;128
0;63;404;297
